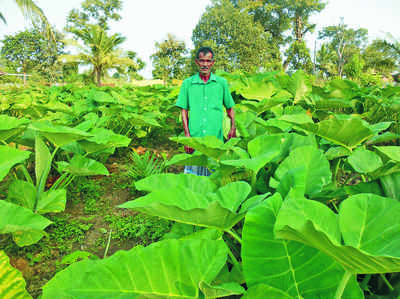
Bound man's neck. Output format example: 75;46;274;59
199;73;210;82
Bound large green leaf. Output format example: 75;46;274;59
13;231;47;247
274;145;332;197
35;136;51;193
199;281;244;298
7;180;36;210
275;194;400;274
36;189;67;214
379;172;400;201
0;146;31;182
43;239;235;299
30;121;92;147
57;155;109;176
221;134;285;180
91;90;116;103
243;284;292;299
285;117;374;150
135;173;217;193
286;70;312;104
0;115;30;141
0;251;32;299
78;128;131;154
0;200;51;245
375;146;400;162
120;180;251;230
347;148;383;173
242;194;363;298
238;79;276;101
170;136;240;161
325;146;351;160
165;152;210;167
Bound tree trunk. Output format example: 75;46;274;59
95;68;102;86
295;15;303;41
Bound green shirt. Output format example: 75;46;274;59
176;73;235;140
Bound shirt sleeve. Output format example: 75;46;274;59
222;79;235;109
176;80;189;110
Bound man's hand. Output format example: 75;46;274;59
185;146;195;154
226;107;236;139
227;127;236;139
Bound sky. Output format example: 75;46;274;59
1;0;399;79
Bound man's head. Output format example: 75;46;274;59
195;46;215;76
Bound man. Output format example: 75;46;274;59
176;46;236;176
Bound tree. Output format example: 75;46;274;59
315;43;336;78
1;27;64;79
232;0;326;71
1;0;55;41
318;21;368;78
362;39;397;76
126;51;145;80
66;0;122;31
283;0;326;71
284;40;313;73
151;34;188;83
192;0;281;73
61;25;134;85
231;0;291;47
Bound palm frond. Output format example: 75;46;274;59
15;0;55;42
0;11;7;24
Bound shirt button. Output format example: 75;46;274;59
205;96;208;99
203;130;206;133
204;107;207;111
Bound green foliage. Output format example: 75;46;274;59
104;214;172;245
284;40;313;72
362;39;398;77
0;250;32;299
128;150;166;181
318;22;369;78
46;215;92;253
1;0;55;42
192;0;281;73
66;0;122;31
2;71;400;298
42;239;242;299
62;24;134;86
151;34;188;83
237;0;326;72
1;27;64;81
126;50;145;80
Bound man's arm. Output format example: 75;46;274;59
226;107;236;139
181;109;194;154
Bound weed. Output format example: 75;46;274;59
68;177;103;214
128;150;166;182
104;213;172;245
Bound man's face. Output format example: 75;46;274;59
195;52;214;76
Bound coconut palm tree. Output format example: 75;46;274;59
61;25;136;85
1;0;54;41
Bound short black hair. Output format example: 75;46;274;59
196;46;214;59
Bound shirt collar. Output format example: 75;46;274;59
192;73;217;84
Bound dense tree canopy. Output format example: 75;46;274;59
66;0;122;31
1;28;64;78
151;34;187;83
192;0;281;73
